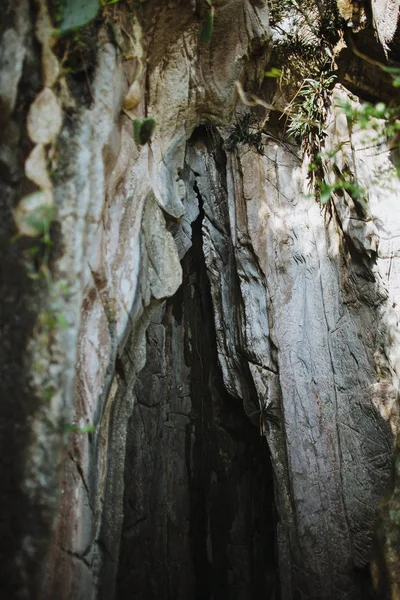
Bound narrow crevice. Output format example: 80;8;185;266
183;185;279;599
60;547;91;569
67;452;95;515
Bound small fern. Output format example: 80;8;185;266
226;113;264;154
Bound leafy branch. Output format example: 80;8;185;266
226;113;264;154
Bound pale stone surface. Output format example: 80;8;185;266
123;81;141;111
371;0;400;52
225;96;400;597
27;88;63;145
13;189;54;237
3;1;400;598
25;144;52;190
176;83;400;596
39;4;270;599
0;0;29;123
45;36;400;600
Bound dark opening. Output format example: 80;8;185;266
116;127;278;599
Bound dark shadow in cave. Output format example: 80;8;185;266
183;171;278;600
116;127;279;599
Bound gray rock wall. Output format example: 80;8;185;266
35;2;271;599
135;114;400;599
117;173;277;597
118;104;400;599
1;1;400;599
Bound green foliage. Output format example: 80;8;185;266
319;178;365;206
38;309;69;332
133;117;156;145
286;71;336;202
24;205;54;238
269;0;341;43
339;100;391;127
269;0;400;206
319;91;400;204
14;192;54;239
54;0;99;33
287;71;336;151
273;31;319;73
267;0;340;80
133;119;142;144
338;98;400;152
200;3;215;44
266;0;341;125
226;113;264;154
43;387;56;401
264;67;282;79
64;423;96;433
383;66;400;88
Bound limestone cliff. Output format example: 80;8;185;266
1;1;400;599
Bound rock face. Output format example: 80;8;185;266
115;113;400;599
117;184;278;598
1;1;400;599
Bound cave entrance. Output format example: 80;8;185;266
116;128;279;599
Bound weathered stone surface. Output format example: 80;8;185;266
115;88;400;597
27;88;63;145
25;144;52;190
337;0;368;30
37;3;270;599
372;434;400;600
117;196;278;599
2;1;400;599
371;0;400;53
0;0;30;125
228;109;400;598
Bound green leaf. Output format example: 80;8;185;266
44;388;56;401
133;117;156;145
40;313;58;330
200;5;214;44
320;183;333;205
56;313;69;329
265;67;282;78
133;119;142;144
80;425;95;433
58;282;70;294
139;117;156;144
25;246;40;255
64;423;96;433
58;0;99;33
14;191;54;238
373;102;386;118
383;66;400;75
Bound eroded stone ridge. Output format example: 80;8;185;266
1;1;400;599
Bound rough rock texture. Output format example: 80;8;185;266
223;108;400;598
371;0;400;52
2;1;400;599
143;110;399;599
38;2;270;599
117;201;278;598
